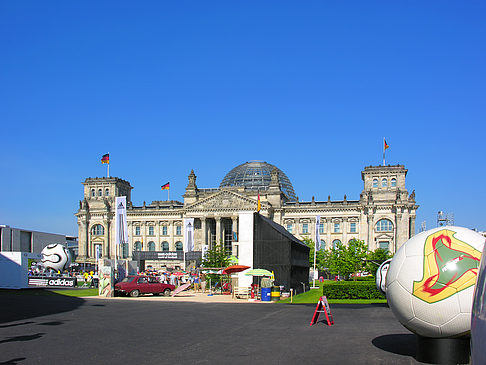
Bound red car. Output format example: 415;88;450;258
115;275;175;297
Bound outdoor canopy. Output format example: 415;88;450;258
222;265;250;275
244;268;273;277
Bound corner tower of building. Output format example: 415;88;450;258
76;177;133;263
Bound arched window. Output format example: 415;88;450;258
105;188;109;196
376;219;393;232
381;178;387;187
91;189;96;197
162;241;169;251
391;178;397;187
175;241;183;251
320;240;326;250
98;189;103;196
91;224;104;236
332;239;341;249
122;243;128;258
134;241;142;251
148;241;155;251
372;179;378;188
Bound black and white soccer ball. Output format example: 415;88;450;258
375;258;392;295
41;244;72;271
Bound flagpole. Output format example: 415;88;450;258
382;138;386;166
107;151;110;178
313;243;317;288
114;241;117;282
312;215;320;288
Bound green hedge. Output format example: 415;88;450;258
322;281;385;299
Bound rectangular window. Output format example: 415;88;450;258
333;223;340;233
162;226;167;236
379;241;389;250
302;223;309;234
319;223;324;234
287;224;293;233
135;226;140;235
176;225;182;235
148;226;154;236
350;222;357;233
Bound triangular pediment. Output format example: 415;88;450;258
185;190;264;212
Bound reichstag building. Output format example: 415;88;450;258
75;161;418;269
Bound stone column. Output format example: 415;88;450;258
156;221;161;251
231;216;238;256
201;218;207;247
395;211;402;254
326;218;332;249
342;218;348;246
103;218;110;258
367;214;374;250
410;213;416;238
232;216;238;240
127;221;133;259
216;217;222;245
77;219;87;259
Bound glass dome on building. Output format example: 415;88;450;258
220;161;297;201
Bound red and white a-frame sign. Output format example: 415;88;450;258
310;296;334;326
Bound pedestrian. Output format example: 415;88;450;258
200;272;207;293
194;273;200;292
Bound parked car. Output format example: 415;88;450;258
115;275;175;297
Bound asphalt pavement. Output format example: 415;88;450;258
0;292;425;364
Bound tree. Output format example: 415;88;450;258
366;248;393;278
324;239;368;280
201;242;231;269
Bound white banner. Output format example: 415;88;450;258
202;245;209;259
315;215;321;250
115;196;128;246
184;218;194;252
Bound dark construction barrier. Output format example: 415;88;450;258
253;213;310;294
28;276;77;288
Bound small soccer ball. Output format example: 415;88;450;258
41;244;72;272
376;258;392;295
386;226;485;338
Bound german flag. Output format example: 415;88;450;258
384;139;389;151
101;153;109;164
161;182;170;190
257;192;261;212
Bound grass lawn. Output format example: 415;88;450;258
278;282;387;304
51;288;99;297
0;288;99;297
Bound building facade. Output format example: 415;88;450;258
0;225;78;258
75;161;418;269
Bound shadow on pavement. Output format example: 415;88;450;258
0;333;45;344
372;333;417;358
0;291;85;324
0;358;26;365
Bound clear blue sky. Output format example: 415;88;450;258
1;1;485;236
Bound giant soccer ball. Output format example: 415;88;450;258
376;258;392;295
386;226;485;338
41;244;72;272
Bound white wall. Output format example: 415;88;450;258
0;252;42;289
237;212;254;287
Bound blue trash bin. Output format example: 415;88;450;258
261;287;271;301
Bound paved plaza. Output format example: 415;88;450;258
0;291;425;364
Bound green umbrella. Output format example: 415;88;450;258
245;268;273;277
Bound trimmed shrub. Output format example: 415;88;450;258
322;281;385;299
